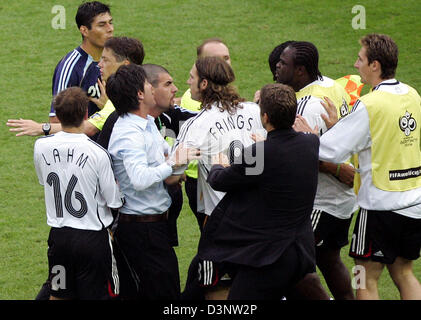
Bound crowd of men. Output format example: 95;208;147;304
6;1;421;300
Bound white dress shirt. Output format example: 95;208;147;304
108;113;173;215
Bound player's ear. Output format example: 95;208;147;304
80;25;89;38
84;109;89;121
370;60;381;73
263;112;269;124
123;59;130;66
137;90;144;102
200;79;208;90
295;65;305;77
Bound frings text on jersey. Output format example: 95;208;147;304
209;114;254;141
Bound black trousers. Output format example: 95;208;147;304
114;219;180;300
167;184;183;247
228;244;312;300
185;176;206;232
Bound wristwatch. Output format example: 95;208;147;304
42;123;51;135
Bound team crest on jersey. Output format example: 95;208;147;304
399;111;417;136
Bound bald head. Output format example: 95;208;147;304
197;38;231;65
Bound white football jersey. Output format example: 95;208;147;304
34;132;123;230
298;77;358;219
173;102;265;215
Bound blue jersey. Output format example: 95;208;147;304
50;46;101;117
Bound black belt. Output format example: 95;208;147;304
119;211;168;223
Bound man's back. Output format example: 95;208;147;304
297;76;358;218
259;130;319;226
201;128;320;267
174;102;264;215
34;131;122;230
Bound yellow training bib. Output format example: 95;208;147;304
361;84;421;191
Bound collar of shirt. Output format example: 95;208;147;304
299;75;332;92
122;112;156;130
372;78;399;91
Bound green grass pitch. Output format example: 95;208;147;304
1;0;420;299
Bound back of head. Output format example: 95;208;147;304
269;41;296;81
360;33;398;79
75;1;110;29
142;64;170;87
259;83;297;130
197;38;227;57
54;87;89;127
106;64;146;116
104;37;145;65
288;41;322;81
196;38;231;64
195;56;244;114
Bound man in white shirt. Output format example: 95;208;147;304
172;56;265;300
33;87;123;300
173;56;265;218
315;34;421;300
295;34;421;300
275;41;357;299
176;38;232;232
106;64;199;300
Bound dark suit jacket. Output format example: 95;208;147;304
198;128;320;268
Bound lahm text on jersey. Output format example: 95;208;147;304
209;114;254;141
41;148;89;169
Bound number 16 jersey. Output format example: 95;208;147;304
34;132;123;231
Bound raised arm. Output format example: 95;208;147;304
7;119;62;137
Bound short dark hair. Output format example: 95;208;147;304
195;56;244;114
142;64;170;87
104;37;145;65
259;83;297;130
197;38;227;57
268;41;295;81
106;64;146;116
54;87;89;127
288;41;322;81
75;1;111;29
360;34;398;79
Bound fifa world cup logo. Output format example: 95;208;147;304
399;111;417;136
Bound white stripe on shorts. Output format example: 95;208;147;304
108;231;120;295
311;209;322;231
357;209;368;256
